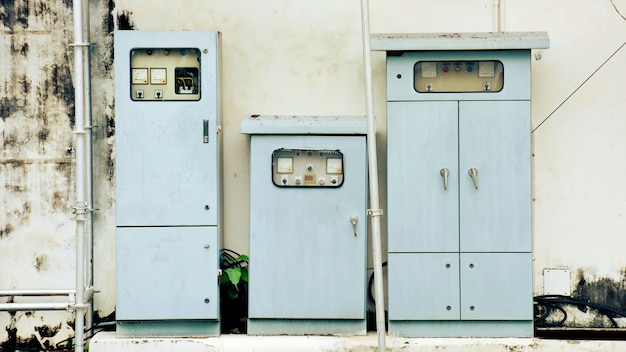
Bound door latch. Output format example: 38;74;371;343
350;216;358;236
203;119;209;143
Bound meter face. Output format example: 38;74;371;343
272;149;344;187
130;48;201;101
414;60;504;93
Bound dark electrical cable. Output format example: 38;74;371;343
610;0;626;21
532;41;626;133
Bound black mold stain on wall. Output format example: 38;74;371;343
117;10;135;30
574;269;626;313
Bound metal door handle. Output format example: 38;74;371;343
440;168;450;190
203;119;209;143
350;216;358;236
468;167;479;189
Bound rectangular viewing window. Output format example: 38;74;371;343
130;48;201;101
272;148;344;188
414;60;504;93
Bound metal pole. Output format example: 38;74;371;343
0;290;75;297
360;1;386;351
82;0;95;336
0;303;72;311
72;0;87;350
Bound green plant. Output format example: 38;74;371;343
221;252;249;299
220;249;249;333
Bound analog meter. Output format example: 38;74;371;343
150;68;167;84
132;68;148;84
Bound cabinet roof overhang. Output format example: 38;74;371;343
371;32;549;52
241;115;368;135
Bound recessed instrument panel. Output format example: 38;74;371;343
272;148;344;188
414;60;504;93
130;48;201;101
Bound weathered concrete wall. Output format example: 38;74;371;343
2;0;626;348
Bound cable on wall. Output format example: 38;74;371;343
532;41;626;133
533;0;626;133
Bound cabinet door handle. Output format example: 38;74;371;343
350;216;358;236
203;119;209;143
468;167;479;189
440;168;450;190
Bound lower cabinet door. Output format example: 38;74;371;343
388;253;460;320
460;252;533;320
116;226;219;321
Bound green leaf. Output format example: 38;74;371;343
236;254;249;262
225;267;242;287
240;267;248;282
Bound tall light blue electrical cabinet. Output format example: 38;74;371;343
372;32;549;337
114;31;222;337
242;115;368;335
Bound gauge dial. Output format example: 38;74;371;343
276;158;293;174
326;158;343;174
150;68;167;85
131;68;148;84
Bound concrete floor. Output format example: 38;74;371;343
90;331;626;352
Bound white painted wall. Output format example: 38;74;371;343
2;0;626;346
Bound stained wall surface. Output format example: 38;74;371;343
1;0;626;347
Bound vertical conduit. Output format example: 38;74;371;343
360;1;386;351
81;0;95;335
72;0;89;350
494;0;502;32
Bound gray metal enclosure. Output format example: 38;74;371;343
242;115;368;335
114;30;222;337
374;32;549;337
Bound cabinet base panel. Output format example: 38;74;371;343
116;320;220;337
389;320;533;338
247;319;366;335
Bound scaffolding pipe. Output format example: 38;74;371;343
0;303;72;312
360;1;386;351
72;0;88;350
0;290;75;297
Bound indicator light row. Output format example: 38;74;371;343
442;65;474;73
145;49;188;56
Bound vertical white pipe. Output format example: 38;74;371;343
81;0;94;335
72;0;87;350
494;0;502;32
360;1;386;351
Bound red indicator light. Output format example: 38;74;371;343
147;50;153;55
443;66;449;73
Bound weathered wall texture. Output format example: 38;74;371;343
1;0;626;348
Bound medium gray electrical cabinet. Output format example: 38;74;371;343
373;32;549;337
241;115;368;335
114;30;222;337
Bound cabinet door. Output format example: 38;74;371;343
460;253;533;320
387;102;459;253
116;226;219;320
388;253;460;320
248;135;367;319
459;101;531;252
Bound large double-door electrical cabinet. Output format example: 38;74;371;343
114;31;222;337
373;32;549;337
241;115;368;335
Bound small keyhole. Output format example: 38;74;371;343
205;205;210;210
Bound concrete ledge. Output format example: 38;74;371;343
90;331;626;352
